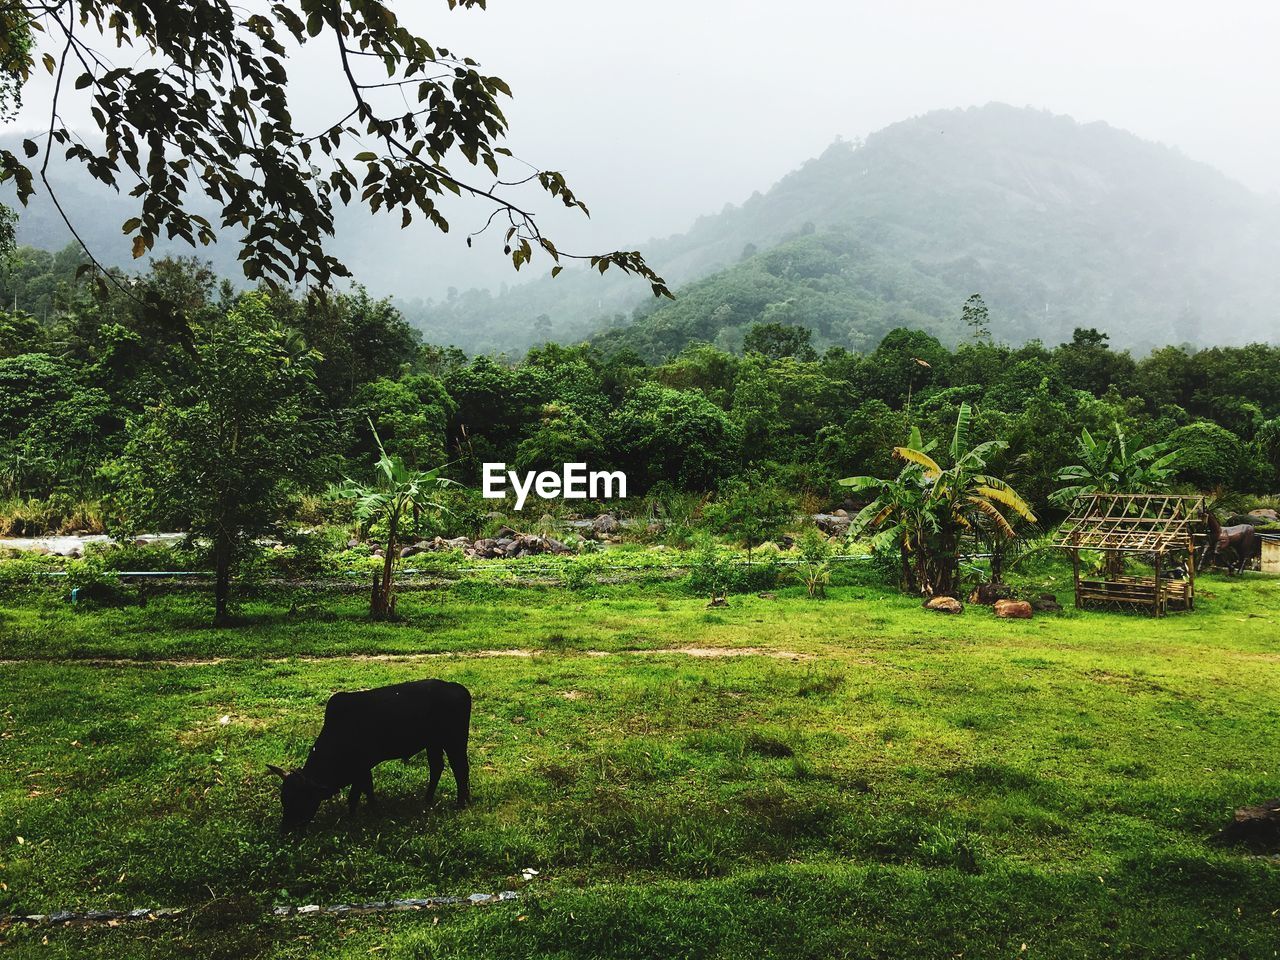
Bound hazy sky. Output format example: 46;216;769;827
6;1;1280;296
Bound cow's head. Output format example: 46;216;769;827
268;765;326;828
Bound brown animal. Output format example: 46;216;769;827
1203;509;1260;575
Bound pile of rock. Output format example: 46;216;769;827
564;513;623;540
383;527;573;561
462;531;572;560
812;510;850;537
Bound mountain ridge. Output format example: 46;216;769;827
409;104;1280;356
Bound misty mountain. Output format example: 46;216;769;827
7;104;1280;358
409;104;1280;357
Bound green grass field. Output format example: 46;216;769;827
2;565;1279;958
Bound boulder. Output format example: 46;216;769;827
924;596;963;615
994;599;1033;619
399;546;418;559
1031;594;1063;612
592;514;620;536
968;582;1012;605
813;513;850;536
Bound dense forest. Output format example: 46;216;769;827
409;104;1280;356
3;246;1277;543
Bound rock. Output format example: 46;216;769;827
495;525;518;539
1031;595;1063;612
399;546;418;559
372;549;384;558
592;513;619;536
968;582;1011;605
1253;508;1278;521
924;596;963;615
1215;798;1280;849
994;599;1034;619
813;513;851;536
833;508;848;517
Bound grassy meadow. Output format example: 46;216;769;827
1;562;1279;958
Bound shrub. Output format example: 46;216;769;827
687;538;732;598
64;554;134;607
795;526;833;598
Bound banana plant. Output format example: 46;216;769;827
1050;424;1182;506
331;422;455;620
841;403;1036;597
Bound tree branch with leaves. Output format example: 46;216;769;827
0;1;671;298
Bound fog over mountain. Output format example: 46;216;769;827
4;2;1280;356
8;103;1279;357
405;105;1280;356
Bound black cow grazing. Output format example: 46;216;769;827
268;679;471;828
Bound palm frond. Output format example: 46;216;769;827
894;446;942;477
967;496;1016;538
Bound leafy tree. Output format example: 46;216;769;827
108;295;324;625
1052;329;1137;398
858;328;950;410
2;1;668;294
841;404;1036;597
817;400;907;486
285;289;421;408
331;429;455;620
1258;418;1280;483
514;404;602;474
350;374;455;468
961;293;991;342
608;384;741;491
444;356;547;462
1167;421;1244;490
704;477;796;562
742;322;818;361
655;345;741;408
0;353;119;497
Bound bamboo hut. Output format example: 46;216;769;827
1054;493;1205;616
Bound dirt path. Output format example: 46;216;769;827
0;646;811;668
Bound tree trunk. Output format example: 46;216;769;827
372;511;398;620
212;535;233;627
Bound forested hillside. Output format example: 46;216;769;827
412;104;1280;357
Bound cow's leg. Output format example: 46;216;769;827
445;740;470;807
348;768;374;813
425;745;444;805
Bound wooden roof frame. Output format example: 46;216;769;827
1053;493;1205;555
